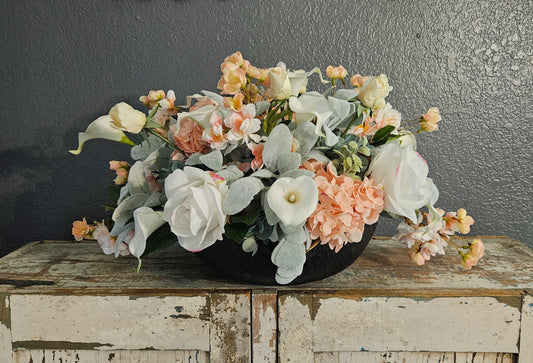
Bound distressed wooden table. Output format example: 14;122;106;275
0;237;532;363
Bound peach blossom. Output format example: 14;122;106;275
420;107;441;132
223;93;244;111
462;239;484;269
350;74;368;88
202;112;228;150
326;65;348;79
244;63;269;81
223;51;245;67
218;62;247;95
72;218;91;241
139;90;165;109
93;221;116;255
443;208;474;235
224;104;261;144
248;142;265;170
171;118;211;156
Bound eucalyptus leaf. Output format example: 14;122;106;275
250;169;276;179
185;152;203;166
216;164;244;183
224;222;249;243
334;89;358;101
262;189;280;226
199;150;223;170
277;152;301;174
255;101;270;116
279;169;315;179
131;134;165;161
293;121;318;158
271;237;306;285
262;124;292;171
223;177;265;215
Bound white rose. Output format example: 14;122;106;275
357;74;393;110
367;142;438;223
162;167;228;252
109;102;147;134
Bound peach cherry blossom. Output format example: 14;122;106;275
224;104;261;144
420;107;441;132
202;112;228;150
326;65;348;79
72;218;93;241
462;239;484;269
350;74;368;88
218;62;247;95
248;142;265;170
223;93;244;111
109;160;131;185
139;90;165;109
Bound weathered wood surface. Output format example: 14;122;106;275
13;349;209;362
0;237;532;296
209;293;251;363
10;294;210;351
519;294;533;363
0;294;12;363
252;290;277;362
313;351;515;363
279;295;521;357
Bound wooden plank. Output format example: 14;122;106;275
209;292;251;363
0;293;12;363
313;352;515;363
252;290;277;362
519;293;533;363
12;349;210;362
310;296;520;353
0;238;531;295
278;294;313;363
10;294;210;351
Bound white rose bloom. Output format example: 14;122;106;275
109;102;147;134
267;176;318;226
357;74;393;110
367;141;438;223
163;167;228;252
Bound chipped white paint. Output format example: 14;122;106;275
314;351;515;362
12;349;209;362
252;291;277;362
209;293;251;363
278;294;313;363
0;294;12;363
311;296;520;353
519;294;533;363
10;294;210;351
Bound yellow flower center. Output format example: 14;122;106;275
287;193;297;203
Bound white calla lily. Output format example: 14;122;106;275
267;176;318;226
108;102;147;134
128;207;165;259
69;115;134;155
269;63;330;100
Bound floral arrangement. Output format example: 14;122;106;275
71;51;483;284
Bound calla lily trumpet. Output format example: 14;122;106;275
69;115;134;155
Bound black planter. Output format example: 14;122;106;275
195;222;377;285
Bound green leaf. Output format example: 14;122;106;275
224;222;249;243
141;224;178;258
230;206;261;226
371;125;396;146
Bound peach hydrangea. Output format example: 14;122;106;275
303;161;384;252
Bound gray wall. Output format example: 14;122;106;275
1;0;532;257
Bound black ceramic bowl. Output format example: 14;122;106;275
195;222;377;285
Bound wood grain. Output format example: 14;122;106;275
0;293;12;363
519;294;533;363
0;238;531;296
12;349;209;363
252;290;277;362
313;351;515;363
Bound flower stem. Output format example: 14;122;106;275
147;128;184;154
